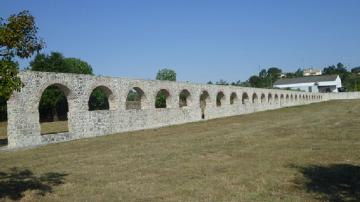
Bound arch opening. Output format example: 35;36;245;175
252;93;258;103
0;96;7;146
126;87;145;110
88;86;113;111
200;91;210;119
179;89;191;108
261;93;266;103
216;91;225;107
242;92;249;104
155;89;170;108
280;94;285;103
268;93;273;104
39;84;70;135
230;92;238;105
274;94;279;104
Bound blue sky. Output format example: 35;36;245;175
1;0;359;83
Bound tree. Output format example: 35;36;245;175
351;66;360;74
215;79;229;85
64;58;93;75
0;10;44;99
155;68;176;108
156;68;176;81
30;52;69;73
88;88;109;111
0;60;22;98
30;52;93;75
267;67;282;85
249;75;261;87
323;63;350;90
259;69;267;79
38;86;67;121
323;63;348;77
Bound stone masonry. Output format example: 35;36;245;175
6;71;359;149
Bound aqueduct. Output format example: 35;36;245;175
5;71;360;148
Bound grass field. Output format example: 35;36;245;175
0;100;359;201
0;121;68;146
0;122;6;141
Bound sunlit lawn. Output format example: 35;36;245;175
0;100;359;201
0;121;68;146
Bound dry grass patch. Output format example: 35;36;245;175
0;100;360;201
0;122;6;140
40;121;69;135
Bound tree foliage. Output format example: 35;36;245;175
0;11;44;121
322;63;360;91
0;11;44;59
156;68;176;81
351;66;360;74
215;79;229;85
0;60;22;98
0;10;43;100
30;52;93;75
88;88;109;111
212;63;360;92
155;68;176;108
39;86;68;121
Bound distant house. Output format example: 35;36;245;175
303;68;322;76
273;75;342;93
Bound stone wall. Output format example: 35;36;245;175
5;71;336;148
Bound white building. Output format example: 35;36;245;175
303;68;322;76
273;75;342;93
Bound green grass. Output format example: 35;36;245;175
0;121;69;146
0;100;359;201
0;122;6;140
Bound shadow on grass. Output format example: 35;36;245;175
291;164;360;202
0;167;67;200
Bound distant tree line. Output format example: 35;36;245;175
208;63;360;91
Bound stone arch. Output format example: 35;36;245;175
216;91;225;107
268;93;273;103
38;83;72;135
88;85;115;111
286;94;290;102
230;92;238;105
252;93;258;103
200;90;210;119
32;82;76;112
179;89;192;108
261;93;266;103
294;94;298;101
280;94;285;103
274;94;279;104
242;92;249;104
126;87;145;110
155;89;171;108
290;94;294;102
